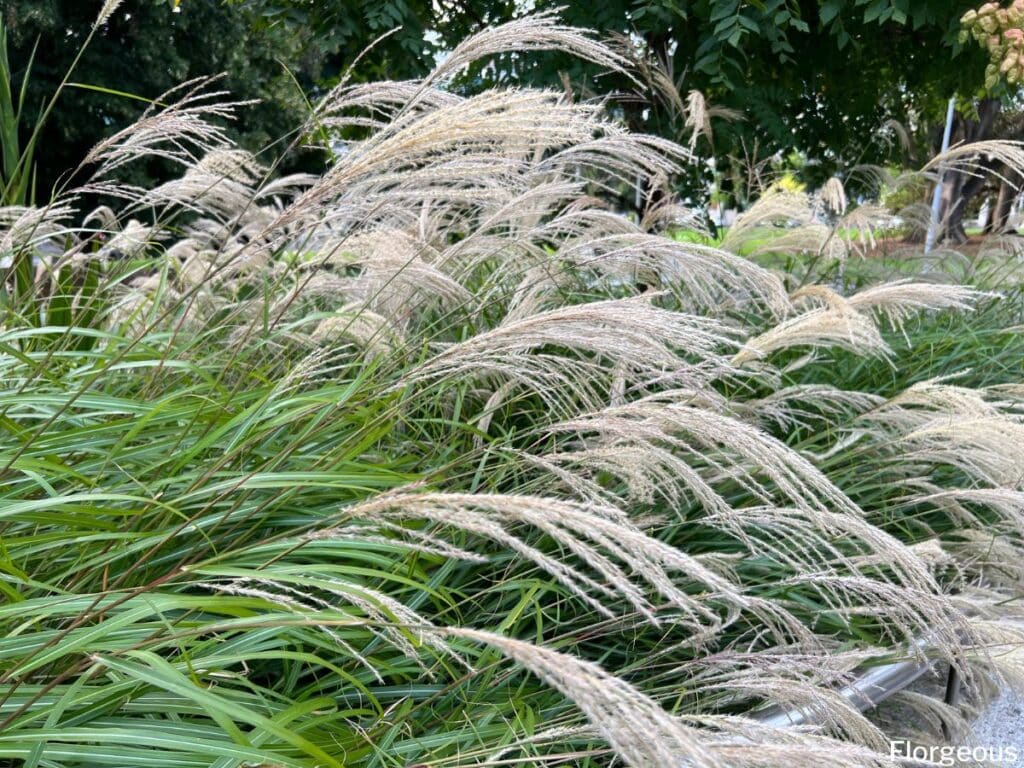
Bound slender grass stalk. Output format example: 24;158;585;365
2;12;1024;768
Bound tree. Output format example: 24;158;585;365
12;0;1004;212
228;0;508;84
1;0;315;200
240;1;998;213
515;2;991;195
933;1;1024;242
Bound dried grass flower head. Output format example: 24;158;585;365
4;14;1021;768
95;0;124;26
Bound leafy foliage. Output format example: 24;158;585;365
1;0;314;198
545;1;989;188
3;11;1024;768
230;0;509;83
961;1;1024;88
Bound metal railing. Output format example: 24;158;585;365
750;635;942;727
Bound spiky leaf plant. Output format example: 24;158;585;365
2;10;1024;768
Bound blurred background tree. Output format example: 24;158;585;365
245;1;995;200
227;0;505;83
0;0;1010;209
489;1;990;201
0;0;315;197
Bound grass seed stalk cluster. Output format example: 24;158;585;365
2;12;1024;768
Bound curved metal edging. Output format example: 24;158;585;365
751;636;937;727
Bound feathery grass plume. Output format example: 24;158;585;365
402;296;741;412
773;573;965;655
542;398;865;518
860;378;1005;428
256;171;319;204
319;229;470;321
721;190;813;254
877;689;973;744
480;724;600;764
448;630;906;768
923;138;1024;182
97;219;157;260
847;280;991;333
0;203;77;256
680;90;742;152
916;488;1024;538
897;417;1024;487
639;197;711;235
689;644;884;704
819;176;849;216
857;381;1024;489
755;222;851;262
837;202;895;255
202;578;384;679
286;90;614;228
793;280;989;335
474;379;537;445
844;163;900;197
610;33;686;117
947;536;1024;592
556;233;791;316
170;243;215;289
313;80;463;133
94;0;124;26
108;274;176;334
882;118;914;156
304;520;489;563
685;714;906;768
684;90;710;150
724;181;886;264
452;179;591;245
445;629;727;768
537;135;694;202
696;663;892;748
740;385;884;432
132;148;265;220
416;11;632;94
492;263;577;326
534;437;733;513
206;574;463;675
81;77;242;179
310;303;405;357
733;299;890;365
341;490;743;630
701;504;941;598
935;612;1024;702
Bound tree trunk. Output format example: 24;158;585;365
985;166;1022;234
938;98;1001;244
986;178;1013;233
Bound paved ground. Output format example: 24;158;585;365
969;690;1024;767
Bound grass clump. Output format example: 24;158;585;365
2;12;1024;768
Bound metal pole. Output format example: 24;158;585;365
941;664;961;741
751;635;935;728
925;96;957;254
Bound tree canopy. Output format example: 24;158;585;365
0;0;1005;201
519;2;989;187
235;0;994;198
1;0;316;198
